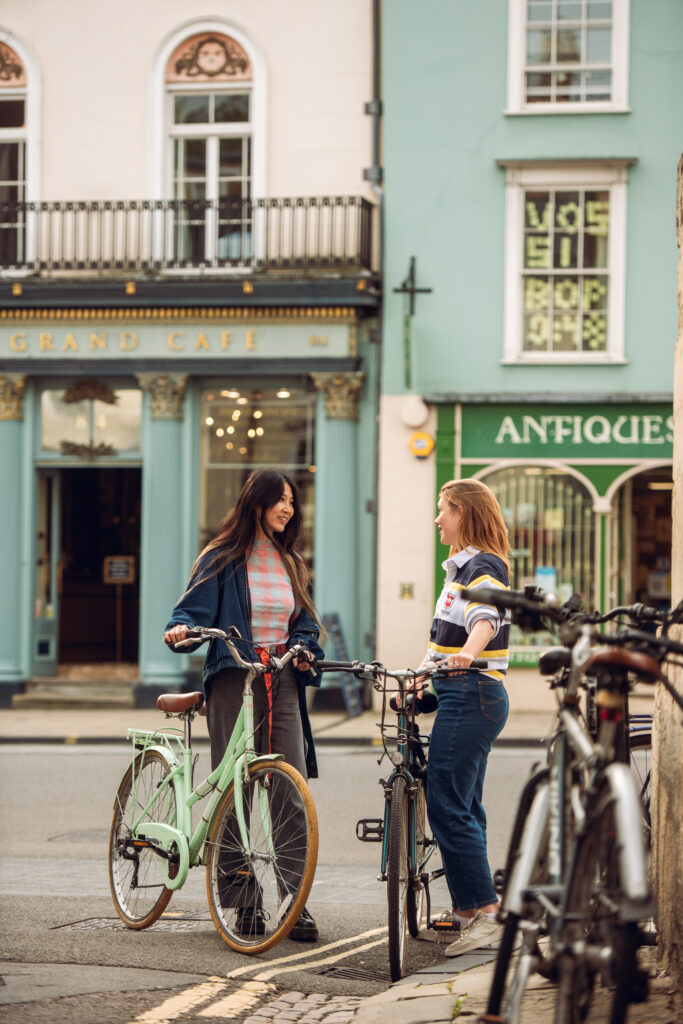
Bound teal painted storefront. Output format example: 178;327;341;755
0;311;378;707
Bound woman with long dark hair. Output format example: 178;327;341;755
164;467;324;942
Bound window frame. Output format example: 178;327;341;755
506;0;630;115
501;161;629;365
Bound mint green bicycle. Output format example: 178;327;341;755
108;626;319;953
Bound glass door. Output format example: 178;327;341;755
32;471;60;677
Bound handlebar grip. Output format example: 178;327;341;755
185;628;204;639
317;659;364;673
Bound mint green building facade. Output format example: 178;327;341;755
378;0;680;663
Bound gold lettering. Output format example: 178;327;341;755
39;333;54;351
10;332;27;352
63;333;79;352
167;331;184;351
90;332;106;351
120;332;138;351
246;329;257;350
195;332;210;351
221;331;232;350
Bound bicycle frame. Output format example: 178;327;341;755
121;663;284;891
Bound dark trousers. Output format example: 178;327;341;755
426;672;509;911
206;664;308;905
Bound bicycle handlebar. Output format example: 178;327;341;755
175;626;312;672
316;658;487;678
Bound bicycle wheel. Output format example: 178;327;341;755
406;777;426;937
629;730;652;842
109;749;178;928
486;775;555;1023
555;786;640;1024
206;758;318;954
387;775;410;981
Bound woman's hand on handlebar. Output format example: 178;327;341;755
292;648;315;673
164;624;189;648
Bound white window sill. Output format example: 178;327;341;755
501;355;628;366
504;105;631;116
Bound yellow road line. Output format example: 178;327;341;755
252;934;389;982
130;977;227;1024
225;925;388;979
198;980;276;1017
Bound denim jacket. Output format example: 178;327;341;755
165;553;324;777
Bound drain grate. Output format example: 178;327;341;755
317;965;391;983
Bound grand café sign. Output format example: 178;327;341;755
1;319;353;359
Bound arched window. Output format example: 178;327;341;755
482;463;595;605
165;31;254;265
0;38;27;265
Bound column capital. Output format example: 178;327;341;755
311;372;365;421
136;374;188;420
0;375;27;421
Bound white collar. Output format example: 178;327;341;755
442;545;481;573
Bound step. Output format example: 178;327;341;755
13;683;136;711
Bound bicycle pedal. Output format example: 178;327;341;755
356;818;384;842
493;868;506;894
428;918;460;932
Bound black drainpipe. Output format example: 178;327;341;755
363;0;383;660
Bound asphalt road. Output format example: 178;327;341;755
0;743;540;1023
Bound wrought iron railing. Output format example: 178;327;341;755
0;196;374;275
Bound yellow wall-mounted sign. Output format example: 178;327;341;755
409;432;434;459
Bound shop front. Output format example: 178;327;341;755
0;307;377;705
436;401;673;664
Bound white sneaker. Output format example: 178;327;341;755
444;910;502;957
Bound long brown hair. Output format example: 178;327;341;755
189;468;319;623
440;478;510;571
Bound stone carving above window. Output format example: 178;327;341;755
0;43;25;86
166;33;252;83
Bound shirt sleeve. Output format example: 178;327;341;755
462;558;509;641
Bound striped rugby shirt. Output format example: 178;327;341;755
247;538;295;646
427;546;510;681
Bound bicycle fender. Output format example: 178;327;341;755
130;741;180;770
601;763;653;917
502;781;550;916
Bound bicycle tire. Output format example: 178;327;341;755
387;775;410;981
109;749;178;929
206;758;318;954
554;784;640;1024
629;730;652;842
406;777;426;937
486;777;555;1022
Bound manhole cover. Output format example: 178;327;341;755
318;965;391;983
51;911;211;932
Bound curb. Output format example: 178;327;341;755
0;733;548;747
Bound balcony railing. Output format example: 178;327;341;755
0;196;374;276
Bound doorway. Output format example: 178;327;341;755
615;468;672;609
33;467;141;672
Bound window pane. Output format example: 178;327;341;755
0;99;25;128
527;1;552;22
41;392;90;451
526;28;552;63
557;28;582;61
92;392;142;451
183;139;207;177
585;68;612;98
582;311;608;351
587;1;612;19
557;1;582;20
586;26;611;62
0;141;20;182
214;94;250;122
219;137;244;176
174;95;210;124
485;466;595;640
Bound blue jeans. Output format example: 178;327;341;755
426;671;509;911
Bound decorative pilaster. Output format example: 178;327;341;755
311;372;364;421
136;374;188;419
0;375;29;703
0;374;27;421
135;375;190;704
312;375;365;667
